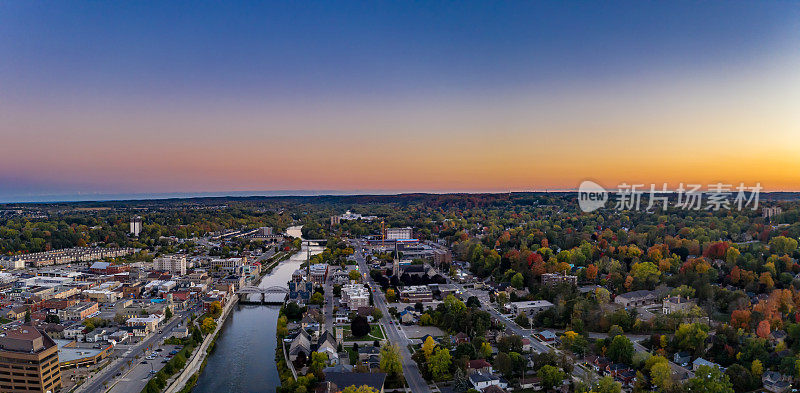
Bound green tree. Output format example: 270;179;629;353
379;343;402;377
686;365;734;393
538;364;566;390
596;375;621;393
349;269;362;282
607;335;634;364
428;347;452;381
310;292;324;306
165;307;173;320
651;362;672;390
675;323;709;356
510;273;524;289
630;262;661;288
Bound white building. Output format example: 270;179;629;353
153;254;187;275
385;227;413;240
0;256;25;270
510;300;554;317
210;257;245;273
341;284;370;309
130;216;142;236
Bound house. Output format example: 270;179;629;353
454;332;470;345
662;296;696;314
469;371;508;391
674;352;691;366
316;331;339;359
585;356;611;373
605;363;630;377
398;310;416;325
322;371;386;393
616;370;637;387
482;386;507;393
467;359;493;374
614;290;655;308
763;371;792;393
535;330;558;342
289;330;311;361
519;377;542;391
521;338;532;352
692;357;721;371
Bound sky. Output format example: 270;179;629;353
1;1;799;202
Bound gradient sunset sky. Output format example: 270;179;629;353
1;1;799;202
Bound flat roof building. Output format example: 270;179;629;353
0;326;61;393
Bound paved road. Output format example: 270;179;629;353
324;282;334;333
107;344;182;393
75;307;195;393
354;240;431;393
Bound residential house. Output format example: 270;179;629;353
614;290;655;308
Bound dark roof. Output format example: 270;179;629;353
324;371;386;391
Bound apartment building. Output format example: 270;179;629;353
153;254;187;275
384;227;413;240
541;273;578;287
341;284;370;309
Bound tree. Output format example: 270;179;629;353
479;342;492;359
770;236;798;255
510;273;524;289
538;364;566;390
372;308;383;320
44;314;60;324
209;301;222;319
453;368;471;393
379;343;402;377
751;359;763;376
386;289;397;302
428;347;452;381
630;262;661;288
686;365;734;393
349;270;362;282
756;320;771;338
494;352;513;377
422;336;437;359
596;375;621;393
165;307;173;320
586;264;598;280
341;385;379;393
651;362;672;390
310;352;328;376
310;292;324;306
607;335;634;364
351;315;370;337
675;323;709;356
200;317;216;334
24;310;31;324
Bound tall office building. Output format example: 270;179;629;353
0;326;61;393
130;216;142;236
384;227;413;240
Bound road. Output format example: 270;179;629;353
444;274;596;381
75;307;195;393
353;240;432;393
324;282;334;333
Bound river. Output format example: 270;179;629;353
192;226;323;393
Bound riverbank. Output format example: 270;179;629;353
162;294;239;393
189;226;322;393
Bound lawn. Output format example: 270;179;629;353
343;323;385;341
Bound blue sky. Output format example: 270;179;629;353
1;1;799;202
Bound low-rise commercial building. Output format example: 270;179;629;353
510;300;555;317
398;286;433;303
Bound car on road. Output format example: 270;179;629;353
155;348;163;352
116;372;122;376
141;361;148;365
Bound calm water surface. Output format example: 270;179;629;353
193;226;322;393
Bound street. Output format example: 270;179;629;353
354;240;432;393
75;307;195;393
